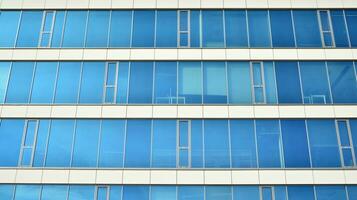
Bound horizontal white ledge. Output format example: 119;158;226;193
1;105;357;119
0;49;357;61
0;0;356;9
0;168;356;185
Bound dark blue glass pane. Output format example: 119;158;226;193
0;11;20;47
128;62;153;103
151;186;176;200
30;62;57;103
293;10;322;47
190;11;200;47
154;62;177;104
62;11;87;47
233;186;259;200
275;186;287;200
178;62;202;104
6;62;34;103
0;120;24;167
350;120;357;165
132;11;155;47
14;185;41;200
86;11;110;47
287;186;315;200
16;11;42;47
79;62;105;103
202;11;224;47
270;10;295;47
152;120;176;167
68;186;94;200
156;11;177;47
191;120;204;168
225;11;248;47
347;186;357;200
33;120;50;167
123;186;149;200
206;186;232;200
0;62;11;103
331;10;350;47
203;62;227;103
227;62;252;103
178;186;204;200
0;185;14;200
109;11;132;47
117;62;129;104
316;186;347;200
51;11;65;47
275;62;302;103
248;10;271;47
41;185;68;200
346;10;357;47
264;62;278;104
54;62;81;103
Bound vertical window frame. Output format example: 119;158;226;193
103;62;119;104
178;10;191;48
336;119;357;167
318;10;336;48
39;11;56;48
18;119;39;167
177;120;191;168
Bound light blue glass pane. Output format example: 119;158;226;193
43;12;54;32
30;62;57;103
233;186;259;200
180;33;189;47
206;186;232;200
132;11;155;47
99;120;125;167
156;11;177;47
225;10;248;47
307;120;341;167
45;120;74;167
6;62;34;103
293;10;322;47
0;11;20;47
190;11;200;47
262;187;273;200
316;186;347;200
178;186;204;200
41;185;68;200
346;10;357;47
123;186;149;200
264;62;278;104
154;62;177;104
68;186;94;200
151;186;176;200
299;62;331;104
275;186;287;200
347;186;357;200
86;11;109;47
204;120;230;168
281;120;311;168
331;11;349;47
54;62;81;103
16;11;42;47
338;121;351;146
0;120;24;167
191;120;204;168
256;120;283;168
62;11;87;47
0;62;11;103
179;121;188;147
128;62;153;103
51;11;65;47
350;120;357;165
179;149;189;167
203;62;227;104
342;148;354;166
152;120;176;167
97;187;107;200
202;11;224;47
180;11;188;31
227;62;252;104
230;120;257;168
248;10;271;47
109;11;132;47
270;10;295;47
178;62;202;104
287;186;315;200
275;62;302;103
14;185;41;200
40;33;51;47
79;62;105;103
117;62;129;104
0;185;14;200
33;120;50;167
125;120;151;167
20;148;32;166
110;186;122;200
254;87;264;103
327;62;357;103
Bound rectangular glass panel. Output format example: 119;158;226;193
43;12;54;32
62;11;87;47
261;187;273;200
109;186;122;200
225;10;248;47
180;11;188;31
154;62;177;104
293;10;322;47
348;186;357;200
24;121;37;146
20;148;33;166
264;62;278;104
345;10;357;47
338;121;351;146
86;11;109;47
156;11;177;47
116;62;129;104
54;62;81;103
178;186;204;200
51;11;65;47
275;62;302;103
30;62;57;103
342;148;354;167
179;149;189;168
40;33;51;47
0;11;21;47
202;11;224;47
203;62;227;104
151;186;176;200
68;186;94;200
106;63;117;86
287;186;315;200
227;62;252;103
315;186;348;200
123;186;149;200
16;11;42;47
79;62;105;103
152;120;176;167
97;187;108;200
206;186;232;200
109;11;132;47
191;120;204;168
248;10;271;47
330;10;349;47
0;62;11;103
105;87;115;103
190;11;200;47
179;121;189;147
178;62;202;104
233;186;260;200
128;62;153;103
132;11;155;47
270;10;295;47
14;185;41;200
33;120;50;167
41;185;68;200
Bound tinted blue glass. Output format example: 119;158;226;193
348;186;357;200
33;120;50;167
117;62;129;104
179;186;204;200
68;186;94;200
97;187;107;200
132;11;155;47
262;187;273;200
72;120;100;167
287;186;315;200
190;11;200;47
206;186;231;200
30;62;57;103
154;62;177;104
152;120;176;167
86;11;109;47
0;185;14;200
45;120;74;167
350;120;357;165
281;120;311;167
275;62;302;103
178;62;202;104
14;185;41;200
331;11;350;47
234;186;259;200
0;62;11;103
109;11;132;47
62;11;87;47
41;185;68;200
299;62;332;104
54;62;81;103
264;62;278;104
156;11;177;47
204;120;230;168
227;62;252;103
191;120;204;168
123;186;149;200
125;120;151;167
151;186;176;200
99;120;125;167
248;10;271;47
307;120;341;167
203;62;227;103
346;10;357;47
0;120;24;166
225;11;248;47
327;62;357;103
316;186;347;200
294;10;322;47
79;62;105;103
128;62;153;103
0;11;20;47
110;186;122;200
270;10;295;47
6;62;34;103
202;11;224;47
51;11;65;47
16;11;42;47
256;120;283;168
230;120;257;168
275;186;287;200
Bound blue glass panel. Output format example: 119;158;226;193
79;62;105;103
0;11;20;47
97;187;107;200
109;11;132;47
156;11;177;47
331;10;350;47
62;11;87;47
190;11;200;47
68;186;94;200
16;11;42;47
14;185;41;200
230;120;257;168
350;120;357;165
225;10;248;47
204;120;230;168
203;62;227;103
248;10;271;47
154;62;177;104
178;62;202;104
33;120;50;167
178;186;204;200
262;187;273;200
307;120;341;167
227;62;252;103
51;11;65;47
128;62;153;103
347;186;357;200
30;62;57;103
110;186;122;200
206;186;232;200
264;62;278;104
191;120;204;168
275;186;287;200
6;62;34;103
293;10;322;47
132;11;155;47
0;120;24;167
202;11;224;47
151;186;176;200
41;185;68;200
54;62;81;103
0;62;11;103
45;120;74;167
125;120;151;167
117;62;129;104
346;10;357;47
0;185;14;200
287;186;315;200
275;62;302;103
152;120;176;167
123;186;149;200
327;62;357;103
316;186;347;200
234;186;259;200
270;10;295;47
281;120;311;168
86;11;109;47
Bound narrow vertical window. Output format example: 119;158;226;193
261;186;274;200
178;10;190;47
318;10;335;47
96;186;109;200
336;120;356;167
178;120;190;168
251;62;266;104
39;11;55;47
19;120;39;167
104;62;118;104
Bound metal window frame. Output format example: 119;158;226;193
317;10;336;48
38;10;56;48
95;185;110;200
178;10;191;48
103;62;119;104
177;120;192;168
335;119;357;167
250;61;267;104
18;119;40;167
